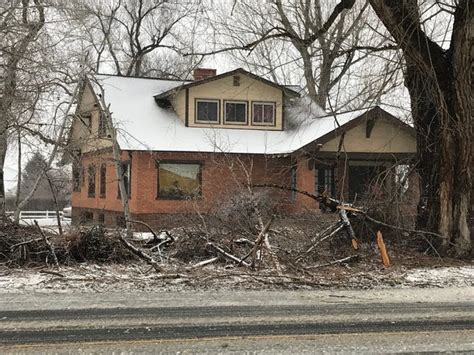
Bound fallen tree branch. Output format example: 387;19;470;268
34;220;59;269
40;269;65;277
263;234;283;275
296;222;345;262
191;256;220;268
129;219;159;242
119;235;161;272
305;255;360;269
208;242;251;267
10;238;43;250
240;217;274;264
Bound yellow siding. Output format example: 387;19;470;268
181;75;283;130
71;83;112;153
321;119;416;153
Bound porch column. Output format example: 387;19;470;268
295;157;317;210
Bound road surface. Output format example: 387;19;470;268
0;288;472;353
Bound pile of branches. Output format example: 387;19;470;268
0;217;136;267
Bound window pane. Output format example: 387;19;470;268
197;101;218;122
88;166;96;198
100;164;106;197
225;102;246;122
253;104;263;123
159;163;201;199
263;104;274;123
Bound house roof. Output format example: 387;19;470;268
89;74;402;155
153;68;301;99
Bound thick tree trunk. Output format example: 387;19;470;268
370;0;472;257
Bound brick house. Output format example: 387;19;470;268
67;68;417;227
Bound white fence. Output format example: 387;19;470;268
6;210;64;220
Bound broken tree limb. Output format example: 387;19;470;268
339;208;359;249
129;219;159;242
208;242;251;267
305;255;360;269
376;231;390;267
10;238;43;250
263;234;283;275
191;256;220;268
119;235;161;271
34;220;59;269
296;222;346;262
240;217;274;264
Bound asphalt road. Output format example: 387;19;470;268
0;289;473;353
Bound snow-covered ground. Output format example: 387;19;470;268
0;264;472;293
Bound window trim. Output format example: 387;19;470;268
223;100;248;125
251;101;276;126
195;98;220;124
156;160;202;200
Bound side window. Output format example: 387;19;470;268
252;102;275;125
315;166;335;196
157;162;201;200
99;163;107;198
196;99;219;123
87;165;96;198
224;101;247;124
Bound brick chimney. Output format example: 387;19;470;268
193;68;216;81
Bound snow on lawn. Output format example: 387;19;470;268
404;266;474;287
0;264;472;293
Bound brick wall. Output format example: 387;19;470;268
72;150;300;227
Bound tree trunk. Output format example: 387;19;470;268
370;0;472;257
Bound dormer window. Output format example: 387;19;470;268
252;102;275;125
224;100;247;124
196;99;219;123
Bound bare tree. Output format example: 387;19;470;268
208;0;400;110
77;0;202;77
0;0;45;213
368;0;472;257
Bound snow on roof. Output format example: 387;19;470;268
92;74;367;155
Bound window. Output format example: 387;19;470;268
315;167;335;196
117;162;131;199
72;163;82;192
157;162;201;200
196;99;219;123
87;166;96;198
81;211;93;223
224;101;247;124
98;112;107;137
252;102;275;125
98;213;105;224
99;164;107;198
